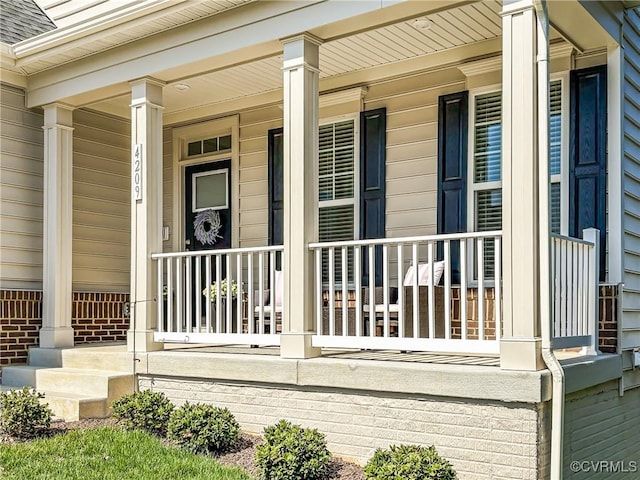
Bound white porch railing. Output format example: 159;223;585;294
308;231;503;355
550;228;599;353
151;245;284;346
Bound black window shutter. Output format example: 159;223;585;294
360;107;387;286
268;128;284;273
437;91;468;284
569;65;606;281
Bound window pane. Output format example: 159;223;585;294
218;135;232;151
188;141;202;156
476;189;501;278
318;120;355;202
195;172;227;210
320;205;354;284
474;92;502;183
203;138;217;154
550;182;561;234
550;81;562;175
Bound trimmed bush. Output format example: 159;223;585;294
112;389;174;437
167;402;239;454
365;444;457;480
0;387;52;439
255;419;330;480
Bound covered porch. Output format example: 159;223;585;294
27;0;621;371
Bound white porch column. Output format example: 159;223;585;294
127;78;164;352
500;0;546;370
280;33;322;359
40;104;74;348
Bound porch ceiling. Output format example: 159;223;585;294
88;0;504;119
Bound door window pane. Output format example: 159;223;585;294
194;170;228;211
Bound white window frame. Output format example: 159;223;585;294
191;169;229;213
550;72;570;236
467;85;503;236
318;113;360;242
467;76;570;236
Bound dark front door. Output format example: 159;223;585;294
185;160;232;252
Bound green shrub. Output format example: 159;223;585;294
112;389;174;437
365;444;457;480
167;402;239;454
255;419;331;480
0;387;52;439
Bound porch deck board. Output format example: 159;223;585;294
164;344;500;367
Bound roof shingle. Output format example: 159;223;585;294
0;0;56;45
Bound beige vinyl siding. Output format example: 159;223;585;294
622;8;640;388
0;83;44;289
72;109;130;292
563;380;640;477
238;105;282;247
365;67;466;238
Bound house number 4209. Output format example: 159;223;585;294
132;144;143;202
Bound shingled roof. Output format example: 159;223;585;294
0;0;56;44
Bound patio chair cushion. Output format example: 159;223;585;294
402;261;445;287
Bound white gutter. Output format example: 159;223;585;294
536;1;565;479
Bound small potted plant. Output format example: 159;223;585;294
202;280;243;332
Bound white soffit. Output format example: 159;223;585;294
144;1;503;117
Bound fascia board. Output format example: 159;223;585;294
26;0;407;108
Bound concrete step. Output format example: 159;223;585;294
40;391;109;422
35;368;134;406
28;345;138;373
1;365;47;387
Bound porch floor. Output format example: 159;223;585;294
162;344;501;367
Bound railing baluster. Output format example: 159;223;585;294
237;253;243;334
185;256;192;334
342;247;348;336
258;252;265;334
269;252;275;335
443;240;451;340
397;244;404;339
157;258;164;333
460;239;467;341
560;239;567;337
355;246;362;337
329;247;335;337
428;242;435;340
215;255;221;334
176;257;183;334
412;242;418;339
477;238;484;341
494;237;501;342
167;259;173;333
368;245;375;338
572;242;579;337
205;255;212;334
247;253;253;334
226;254;232;334
316;248;322;335
195;255;201;333
381;245;388;338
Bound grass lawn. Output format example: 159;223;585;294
0;427;252;480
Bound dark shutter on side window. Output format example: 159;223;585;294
569;65;606;281
360;108;386;286
268;128;284;249
437;91;468;284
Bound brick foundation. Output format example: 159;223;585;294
0;290;130;366
0;290;42;365
598;284;618;354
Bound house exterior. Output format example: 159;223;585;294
1;0;640;478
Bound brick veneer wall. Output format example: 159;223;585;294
0;290;130;366
140;375;551;479
598;285;618;354
0;290;41;365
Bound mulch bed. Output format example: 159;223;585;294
2;417;365;480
